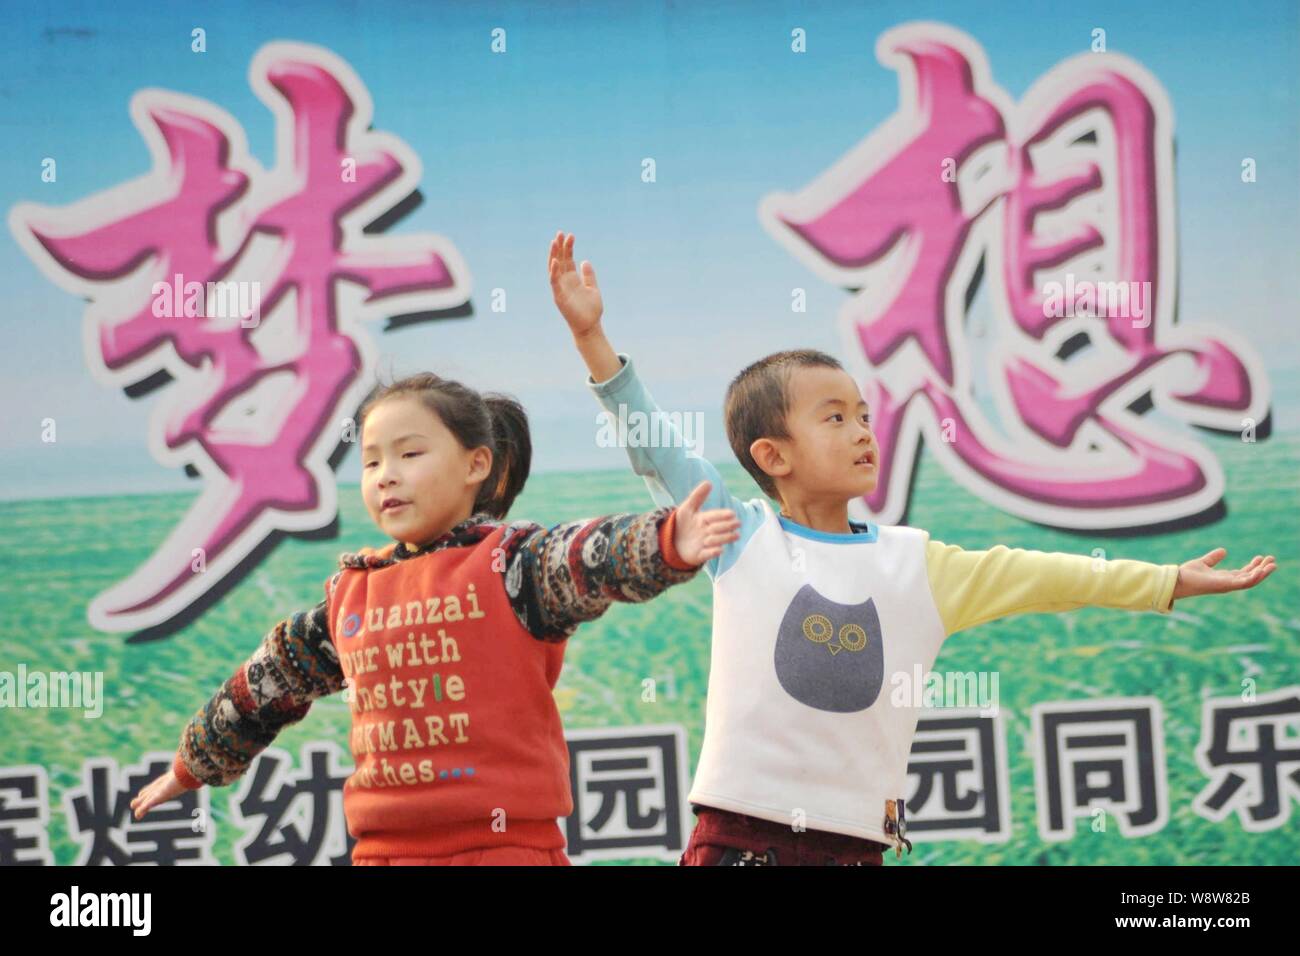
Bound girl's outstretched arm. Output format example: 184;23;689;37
131;597;346;819
496;483;738;641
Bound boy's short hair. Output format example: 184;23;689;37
724;349;844;499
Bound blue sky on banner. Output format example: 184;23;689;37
1;0;1295;498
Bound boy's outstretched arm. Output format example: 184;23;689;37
928;539;1278;639
1170;547;1276;600
549;231;762;577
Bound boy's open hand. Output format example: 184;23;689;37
548;231;603;336
1172;548;1276;601
130;768;188;820
672;481;741;566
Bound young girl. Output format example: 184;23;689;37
130;371;741;865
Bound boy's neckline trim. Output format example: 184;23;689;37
777;513;879;543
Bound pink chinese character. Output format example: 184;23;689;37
11;43;470;633
762;24;1270;530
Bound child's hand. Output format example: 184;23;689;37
548;231;603;337
130;768;189;820
1172;548;1276;601
672;481;742;566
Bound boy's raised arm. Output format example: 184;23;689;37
549;232;762;577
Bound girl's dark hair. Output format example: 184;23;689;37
357;372;531;520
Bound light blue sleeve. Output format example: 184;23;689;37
587;353;767;580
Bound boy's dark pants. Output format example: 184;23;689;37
680;806;887;866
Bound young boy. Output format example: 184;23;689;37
547;232;1278;866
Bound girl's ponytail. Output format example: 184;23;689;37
476;393;531;519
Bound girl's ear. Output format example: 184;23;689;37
466;445;493;485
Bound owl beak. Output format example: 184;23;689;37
828;643;842;655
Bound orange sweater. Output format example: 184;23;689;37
171;508;697;859
328;524;573;858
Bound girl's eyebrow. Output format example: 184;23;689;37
361;433;427;454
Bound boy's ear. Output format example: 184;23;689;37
750;437;791;482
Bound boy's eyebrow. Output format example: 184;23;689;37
361;433;427;454
814;398;871;411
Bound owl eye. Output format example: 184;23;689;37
838;623;868;652
802;613;833;644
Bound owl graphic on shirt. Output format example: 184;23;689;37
773;584;884;712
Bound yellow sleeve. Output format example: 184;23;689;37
924;539;1179;638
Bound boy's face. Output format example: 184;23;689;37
361;397;490;549
770;365;878;503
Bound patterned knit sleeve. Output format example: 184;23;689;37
172;597;346;789
495;506;701;642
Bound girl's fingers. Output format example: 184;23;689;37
680;481;713;514
699;508;738;524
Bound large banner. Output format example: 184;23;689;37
1;1;1296;865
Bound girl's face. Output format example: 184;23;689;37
360;396;492;550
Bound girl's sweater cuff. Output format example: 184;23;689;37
172;752;205;790
658;507;700;571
